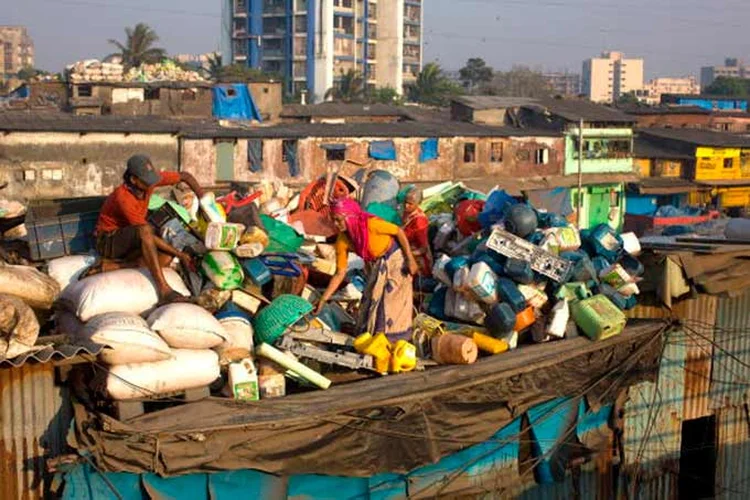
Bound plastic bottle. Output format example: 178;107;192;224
544;226;582;252
445;256;470;282
599;264;633;290
517;284;549;311
620;232;642;256
467;261;498;303
390;340;418;373
619;255;644;277
497;278;527;313
486;302;517;337
545;300;570;339
228;358;260;401
588;224;623;261
205;222;245;251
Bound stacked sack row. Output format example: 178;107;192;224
424;187;644;349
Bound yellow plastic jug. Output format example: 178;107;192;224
354;333;392;374
390;340;417;373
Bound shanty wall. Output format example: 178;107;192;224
180;135;564;188
109;88;213;117
0;131;179;200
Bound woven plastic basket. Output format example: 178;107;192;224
253;294;313;345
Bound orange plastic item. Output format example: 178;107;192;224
514;306;536;332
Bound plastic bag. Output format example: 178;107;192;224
148;303;228;349
201;251;244;290
0;294;40;359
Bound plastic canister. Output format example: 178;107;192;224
452;265;470;293
234;226;269;258
497;278;527;313
449;290;485;324
242;258;272;287
588;224;623;261
256;358;286;398
471;251;505;277
228;358;260;401
434;221;456;251
202;251;244;290
545;300;569;338
598;283;629;310
486;302;516;337
591;256;611;276
620;232;642;256
600;264;633;290
390;340;418;373
205;222;245;251
619;255;644;277
354;332;392;374
617;282;640;298
517;284;549;311
514;306;536;332
570;294;626;341
544;226;581;252
467;262;498;304
445;256;470;282
470;331;509;354
504;258;535;285
427;287;449;320
432;254;452;286
200;192;227;223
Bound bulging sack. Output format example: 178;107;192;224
215;314;254;364
148;303;227;349
47;255;97;292
59;268;189;322
0;294;40;359
106;349;220;400
78;312;172;365
0;264;60;310
201;251;244;290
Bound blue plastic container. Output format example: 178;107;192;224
504;258;535;284
427;287;449;320
563;252;598;283
444;256;470;281
592;256;611;276
620;255;644;277
216;302;253;321
497;278;527;313
597;283;629;311
528;231;545;245
471;251;505;277
242;258;272;287
587;224;623;261
486;302;517;337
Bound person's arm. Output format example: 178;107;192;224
178;172;205;199
316;236;349;314
395;228;419;276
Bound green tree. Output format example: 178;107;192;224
405;62;463;106
616;91;640;106
107;23;166;69
481;66;552;98
206;53;223;80
459;57;494;92
16;66;49;81
705;77;750;97
325;69;365;102
367;86;402;105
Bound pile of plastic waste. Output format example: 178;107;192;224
67;59;206;83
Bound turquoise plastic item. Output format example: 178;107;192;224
486;302;516;336
444;256;470;281
497;278;527;313
253;294;313;345
261;215;304;253
365;202;402;224
504;258;534;285
427;287;448;320
620;255;644;277
242;258;272;287
588;224;623;261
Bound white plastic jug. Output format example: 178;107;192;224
434;221;455;251
544;226;581;252
200;192;227;224
467;262;498;304
452;266;470;293
228;358;260;401
620;232;642;256
432;254;452;286
546;300;569;339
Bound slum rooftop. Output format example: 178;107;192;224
618;104;711;115
633;136;694;160
281;102;406;119
453;95;635;123
637;127;750;148
0;109;562;138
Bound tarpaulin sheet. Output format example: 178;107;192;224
248;139;263;173
419;138;439;163
69;322;666;478
369;140;397;161
212;84;262;121
526;188;573;217
284;140;299;177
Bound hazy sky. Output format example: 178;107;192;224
6;0;750;78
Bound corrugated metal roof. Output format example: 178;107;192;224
620;105;710;116
281;103;405;118
0;362;71;499
634;137;694;160
525;98;636;124
0;343;102;368
452;96;539;111
716;404;750;499
638;127;750;148
0;110;189;134
710;290;750;410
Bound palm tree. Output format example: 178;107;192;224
205;53;223;80
108;23;166;69
406;62;462;106
325;70;365;102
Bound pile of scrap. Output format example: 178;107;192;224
67;59;206;83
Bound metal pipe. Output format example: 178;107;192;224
576;117;584;229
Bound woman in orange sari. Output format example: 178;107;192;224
316;198;419;341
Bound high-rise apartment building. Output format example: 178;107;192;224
581;51;643;103
221;0;423;103
0;26;35;81
700;58;750;88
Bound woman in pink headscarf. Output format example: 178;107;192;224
316;198;419;341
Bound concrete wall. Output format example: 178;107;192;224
181;135;565;188
249;82;283;121
0;131;178;200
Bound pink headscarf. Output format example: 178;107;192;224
331;198;374;261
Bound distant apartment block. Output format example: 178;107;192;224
221;0;423;102
635;76;700;105
543;72;580;97
700;58;750;88
0;26;34;81
582;51;643;103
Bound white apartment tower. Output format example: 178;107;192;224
221;0;423;103
582;51;644;103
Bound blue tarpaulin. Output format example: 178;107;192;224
247;139;263;172
527;397;579;484
369;140;397;161
212;84;262;121
419;138;439;163
283;140;299;177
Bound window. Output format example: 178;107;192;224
463;143;476;163
490;142;503;163
724;158;734;169
326;148;346;161
145;88;161;100
282;140;296;162
610;190;620;207
77;84;92;97
516;150;531;162
534;148;549;165
248;139;263;172
295;15;307;33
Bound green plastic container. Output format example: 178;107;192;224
261;215;304;253
570;294;626;341
253;294;313;345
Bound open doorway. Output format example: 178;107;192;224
679;415;716;499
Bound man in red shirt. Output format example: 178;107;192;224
93;154;204;303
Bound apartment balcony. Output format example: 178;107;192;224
233;1;248;16
263;49;285;59
404;0;421;5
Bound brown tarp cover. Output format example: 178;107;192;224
70;321;667;478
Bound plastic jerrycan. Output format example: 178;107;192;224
570;292;626;341
229;358;260;401
497;278;527;313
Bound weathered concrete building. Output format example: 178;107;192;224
622;105;750;134
0;111;181;200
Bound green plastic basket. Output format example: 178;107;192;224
253;294;313;345
261;215;304;253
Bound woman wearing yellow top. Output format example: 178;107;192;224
316;198;419;341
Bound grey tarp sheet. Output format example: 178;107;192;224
70;321;667;478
